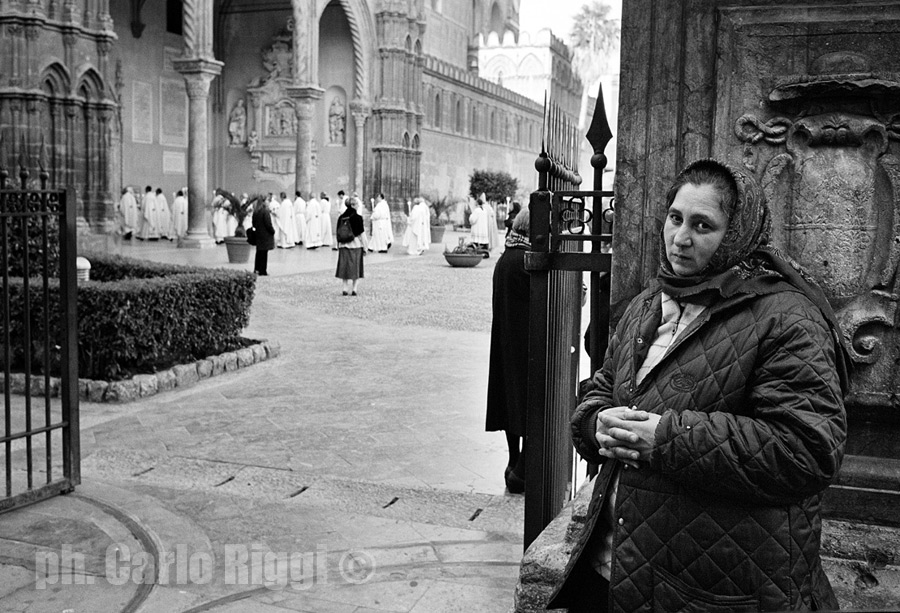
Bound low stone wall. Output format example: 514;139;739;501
515;479;900;612
1;340;280;403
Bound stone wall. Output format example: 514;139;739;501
109;0;190;201
420;54;545;203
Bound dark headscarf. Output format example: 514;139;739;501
657;159;852;393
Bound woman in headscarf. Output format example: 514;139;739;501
335;195;368;295
485;205;531;494
548;159;849;612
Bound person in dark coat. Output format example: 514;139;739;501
251;196;276;276
504;200;521;237
335;195;368;295
549;159;850;612
485;206;531;494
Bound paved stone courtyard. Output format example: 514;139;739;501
0;235;534;612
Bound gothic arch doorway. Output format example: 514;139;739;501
317;1;356;195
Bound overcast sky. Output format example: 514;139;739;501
518;0;622;42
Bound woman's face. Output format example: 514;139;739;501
664;183;729;276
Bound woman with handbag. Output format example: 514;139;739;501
335;195;368;295
251;196;276;276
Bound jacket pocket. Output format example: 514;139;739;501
653;567;760;612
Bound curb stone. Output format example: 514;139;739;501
0;339;279;404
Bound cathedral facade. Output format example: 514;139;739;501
0;0;582;237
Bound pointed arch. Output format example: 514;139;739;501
489;1;503;37
412;134;419;149
41;62;71;97
75;66;105;102
327;0;377;103
402;131;411;148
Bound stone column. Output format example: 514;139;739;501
286;85;323;195
349;100;370;197
174;59;222;248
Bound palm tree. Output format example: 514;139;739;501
569;2;620;131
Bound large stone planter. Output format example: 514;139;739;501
223;235;252;264
443;252;483;267
430;224;446;244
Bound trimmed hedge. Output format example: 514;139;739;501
3;252;256;380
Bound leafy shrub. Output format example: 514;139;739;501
5;207;61;278
2;252;256;380
468;170;519;204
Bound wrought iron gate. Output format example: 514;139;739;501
524;88;615;547
1;153;80;513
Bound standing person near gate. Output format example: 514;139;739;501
251;195;276;276
485;206;531;494
335;194;367;295
548;159;849;612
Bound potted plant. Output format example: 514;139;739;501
425;194;455;244
443;237;488;267
218;189;255;264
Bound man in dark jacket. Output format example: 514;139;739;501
251;196;276;276
549;160;848;612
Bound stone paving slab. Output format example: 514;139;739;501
0;237;531;613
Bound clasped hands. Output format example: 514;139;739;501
595;406;661;469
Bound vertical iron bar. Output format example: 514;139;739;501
21;192;33;491
586;82;614;376
1;190;10;498
525;189;551;549
42;191;52;483
59;186;79;487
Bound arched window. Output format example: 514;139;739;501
434;92;442;129
469;103;477;135
489;2;503;37
455;99;463;133
490;110;496;141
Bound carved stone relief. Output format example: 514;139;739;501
244;24;298;185
735;49;900;413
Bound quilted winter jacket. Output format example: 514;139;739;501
548;281;846;612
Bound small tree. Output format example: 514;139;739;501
468;170;518;204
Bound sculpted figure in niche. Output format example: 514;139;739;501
329;96;346;145
228;99;247;146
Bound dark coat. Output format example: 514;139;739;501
251;205;276;251
337;207;365;238
549;281;846;612
485;246;529;436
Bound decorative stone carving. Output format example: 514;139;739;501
736;51;900;414
228;99;246;146
265;101;297;137
328;95;346;145
245;22;304;185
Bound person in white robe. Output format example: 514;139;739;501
484;200;500;251
139;186;160;240
275;191;298;248
171;189;188;238
118;186;138;238
293;191;307;245
155;188;173;240
368;192;393;252
211;193;230;243
319;192;333;249
305;192;323;248
402;196;430;255
469;195;490;248
239;193;253;232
